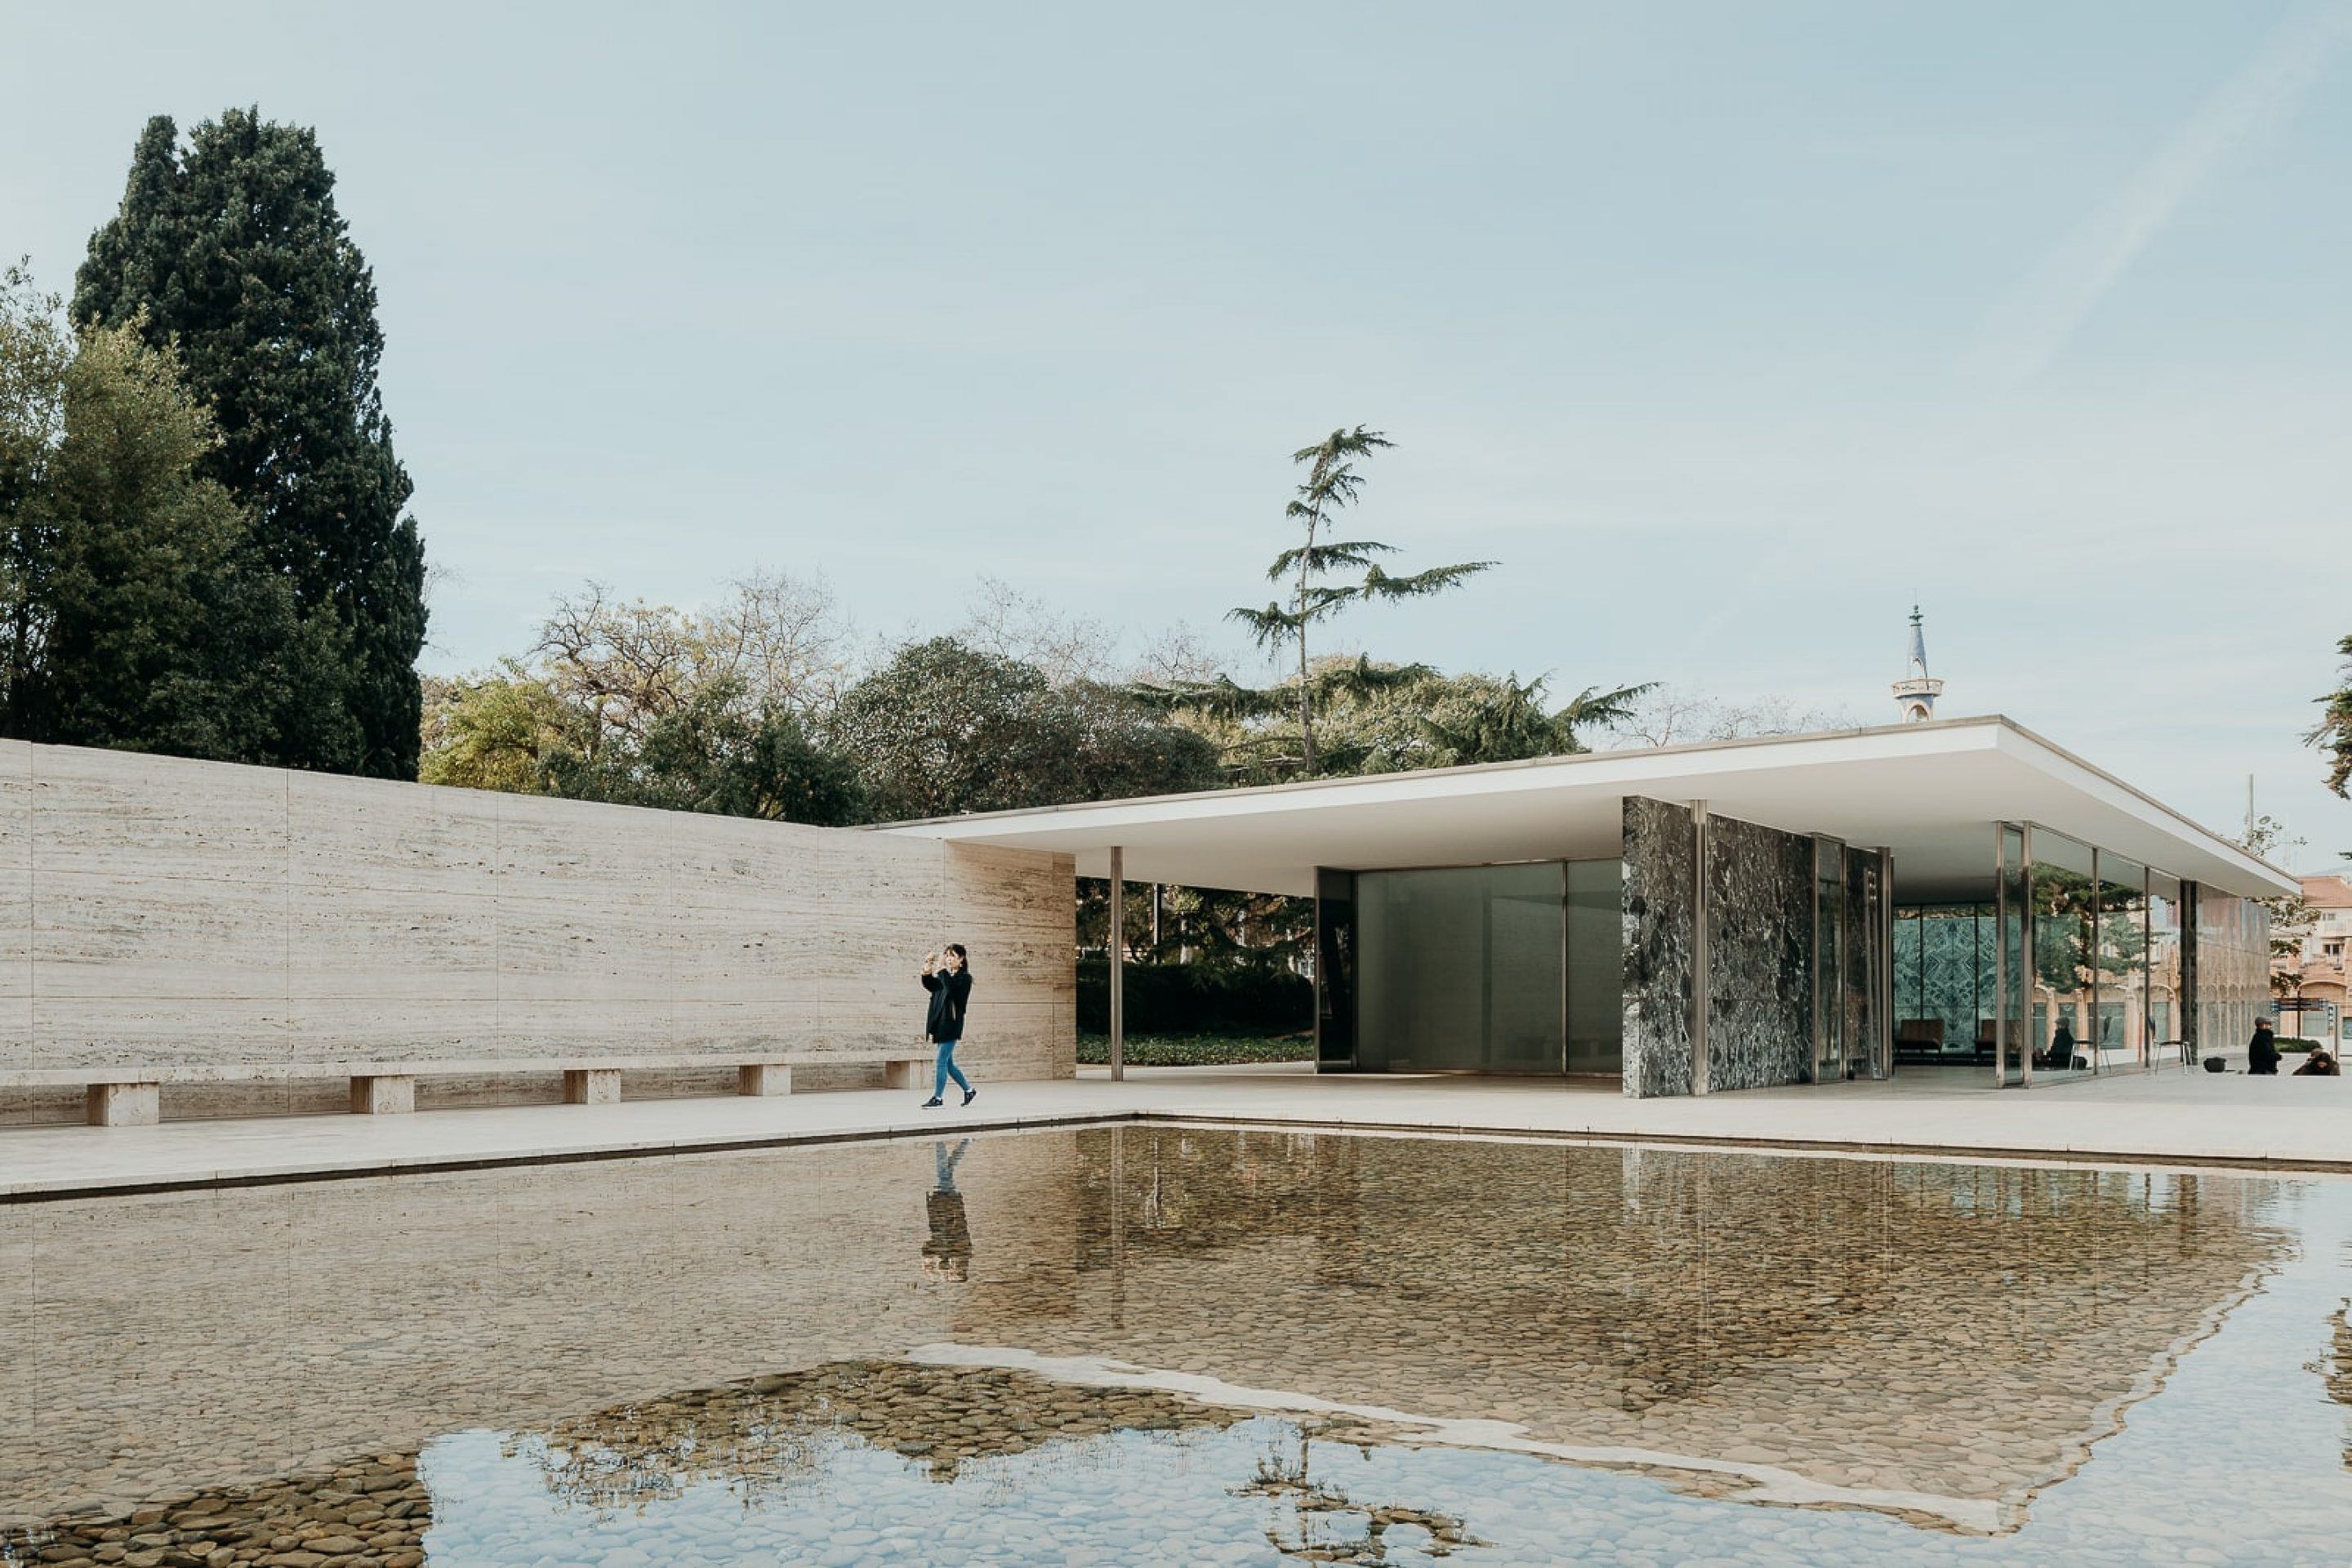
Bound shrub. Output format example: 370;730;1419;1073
1076;1033;1314;1067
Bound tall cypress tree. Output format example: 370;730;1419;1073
74;109;427;777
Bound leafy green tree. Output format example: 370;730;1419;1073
74;109;426;778
0;265;350;760
1229;427;1492;774
1409;673;1655;768
830;637;1219;817
2314;635;2351;799
418;664;583;794
421;581;869;826
546;680;866;826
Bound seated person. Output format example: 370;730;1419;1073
2293;1047;2340;1077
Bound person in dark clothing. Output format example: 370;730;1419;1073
2248;1018;2282;1076
920;943;975;1107
922;1138;973;1282
2293;1046;2340;1077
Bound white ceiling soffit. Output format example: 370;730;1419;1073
874;716;2295;904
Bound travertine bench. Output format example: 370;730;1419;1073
0;1052;938;1126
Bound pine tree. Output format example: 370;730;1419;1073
1227;427;1493;775
74;109;426;777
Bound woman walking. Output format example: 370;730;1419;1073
920;943;976;1108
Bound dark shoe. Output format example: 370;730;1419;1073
961;1088;978;1107
921;1097;943;1108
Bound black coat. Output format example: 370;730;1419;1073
923;968;973;1041
2249;1027;2281;1075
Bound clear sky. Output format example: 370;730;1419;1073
6;2;2349;863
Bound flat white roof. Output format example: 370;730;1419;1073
875;715;2296;903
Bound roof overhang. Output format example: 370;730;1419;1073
875;715;2296;903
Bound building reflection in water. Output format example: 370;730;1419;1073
0;1127;2312;1561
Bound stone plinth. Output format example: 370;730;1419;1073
737;1064;792;1096
564;1068;622;1105
349;1075;416;1115
84;1081;158;1127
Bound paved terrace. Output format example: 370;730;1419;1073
6;1062;2352;1199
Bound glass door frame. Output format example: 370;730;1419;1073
1996;823;2031;1088
1813;835;1845;1085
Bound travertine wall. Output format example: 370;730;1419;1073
0;742;1074;1122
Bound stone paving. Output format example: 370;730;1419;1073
7;1061;2352;1201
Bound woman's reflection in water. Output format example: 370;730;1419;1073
923;1138;973;1283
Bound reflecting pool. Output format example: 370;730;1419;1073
7;1127;2352;1564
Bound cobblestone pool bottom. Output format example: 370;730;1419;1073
7;1127;2352;1564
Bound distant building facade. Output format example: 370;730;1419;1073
2274;875;2352;1042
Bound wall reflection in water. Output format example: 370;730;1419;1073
3;1129;2348;1566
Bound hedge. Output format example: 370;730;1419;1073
1076;1033;1315;1067
1076;958;1312;1037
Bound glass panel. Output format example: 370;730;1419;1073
2030;828;2097;1075
2149;869;2182;1068
1894;907;1924;1049
1843;849;1884;1080
1355;863;1566;1072
1998;825;2029;1086
1566;858;1623;1076
2196;889;2274;1069
1490;863;1567;1071
1895;904;1995;1067
2093;852;2149;1072
1315;869;1356;1069
1815;838;1844;1084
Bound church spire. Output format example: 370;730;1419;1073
1892;604;1944;723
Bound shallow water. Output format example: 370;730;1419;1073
4;1126;2350;1564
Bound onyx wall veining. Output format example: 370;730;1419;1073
1704;812;1816;1092
1623;797;1878;1097
1621;796;1696;1098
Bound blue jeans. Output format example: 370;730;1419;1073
933;1038;972;1099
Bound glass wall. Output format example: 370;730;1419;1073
1316;868;1356;1067
2149;869;2183;1062
1998;824;2028;1085
1814;838;1845;1084
2094;851;2150;1071
1341;860;1622;1075
1844;849;1886;1080
1893;905;1994;1063
1566;859;1624;1076
2029;827;2099;1073
1356;863;1560;1072
2195;889;2270;1061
